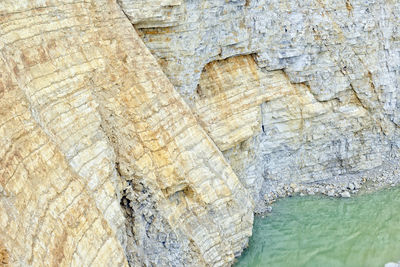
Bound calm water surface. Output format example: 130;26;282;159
235;187;400;267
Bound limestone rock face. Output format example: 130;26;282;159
0;1;253;266
192;55;265;151
130;0;400;104
1;0;400;266
121;0;400;209
222;67;380;205
0;53;128;266
192;55;295;152
192;54;380;207
117;0;183;28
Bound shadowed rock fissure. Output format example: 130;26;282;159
2;0;400;266
95;103;204;266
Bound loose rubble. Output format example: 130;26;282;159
258;160;400;214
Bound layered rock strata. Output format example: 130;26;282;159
0;1;253;266
1;0;400;266
121;0;400;211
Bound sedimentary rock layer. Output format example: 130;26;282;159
122;0;400;210
0;1;253;266
117;0;183;28
0;52;128;266
192;55;295;152
1;0;400;266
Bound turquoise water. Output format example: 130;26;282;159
235;187;400;267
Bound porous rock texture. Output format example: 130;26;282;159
1;0;400;266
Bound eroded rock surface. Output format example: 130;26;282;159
192;54;386;209
1;0;400;266
0;1;252;266
192;55;298;152
192;55;266;151
121;0;400;212
117;0;184;28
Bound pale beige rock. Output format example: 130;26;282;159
117;0;183;28
4;0;397;265
0;58;128;266
192;55;375;204
192;55;292;151
0;1;253;266
220;60;379;207
123;0;400;208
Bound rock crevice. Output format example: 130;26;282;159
1;0;400;266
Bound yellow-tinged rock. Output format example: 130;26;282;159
0;1;253;266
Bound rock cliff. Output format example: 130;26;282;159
126;0;400;209
0;1;252;266
0;0;399;266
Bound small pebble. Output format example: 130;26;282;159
341;191;351;198
348;183;355;190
